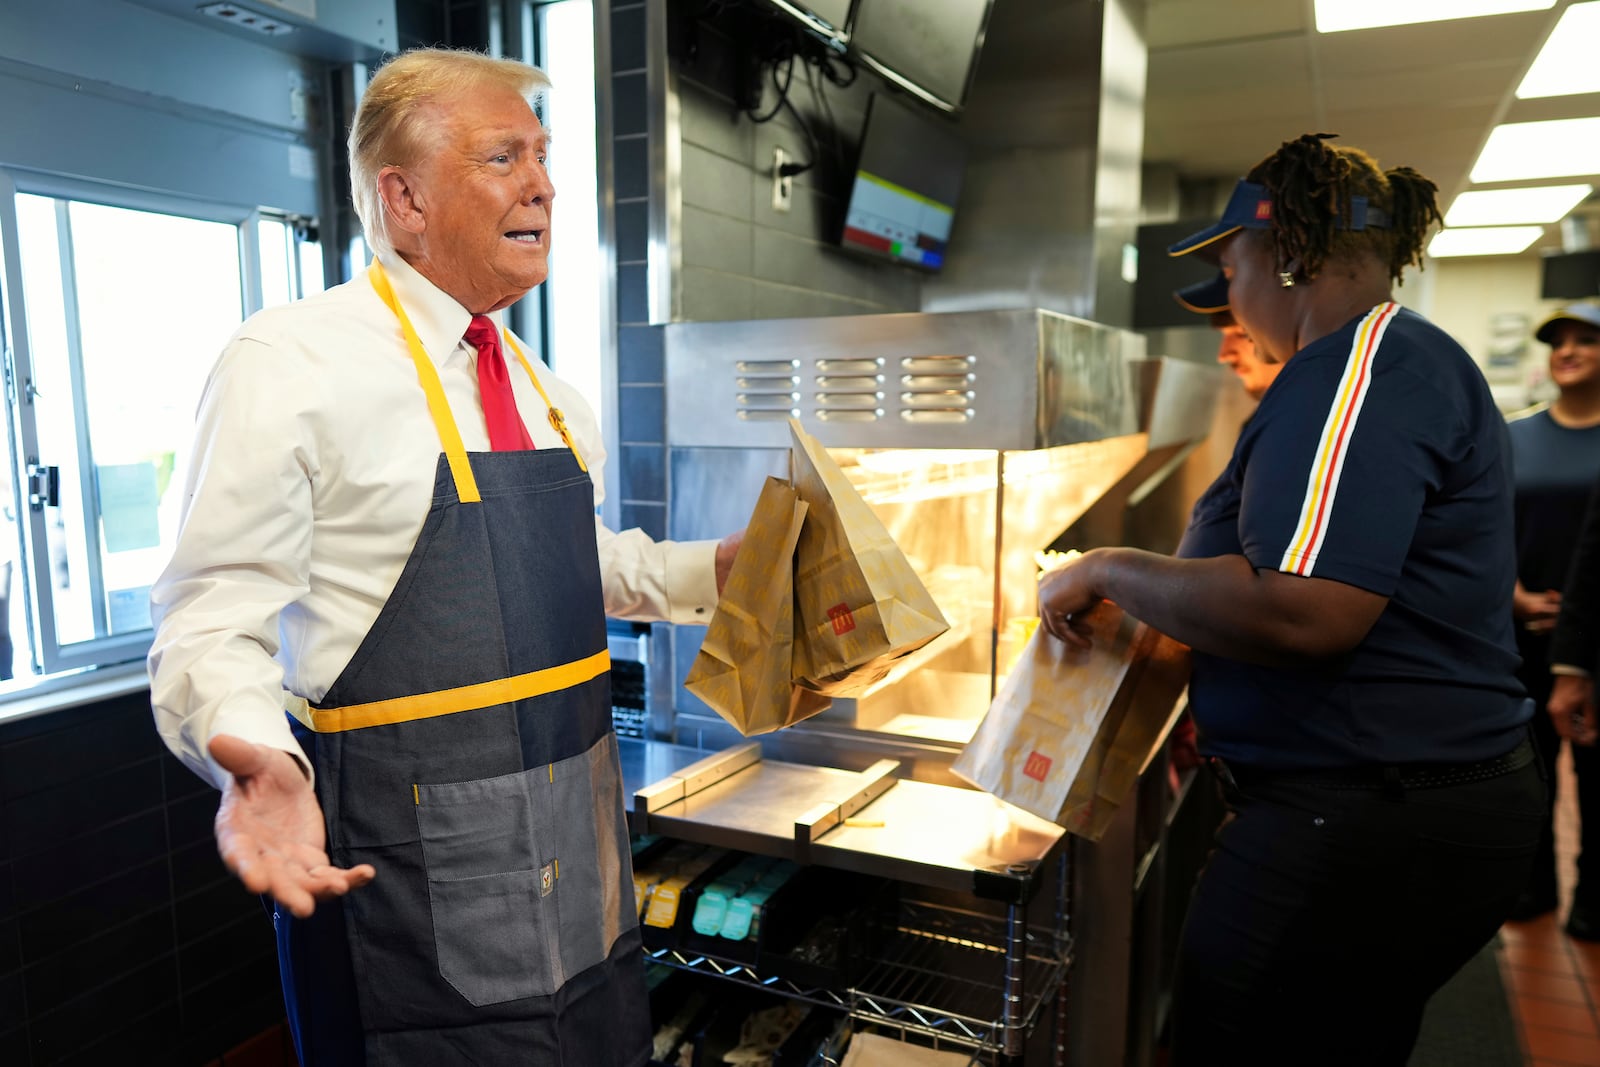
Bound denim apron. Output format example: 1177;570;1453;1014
273;263;648;1066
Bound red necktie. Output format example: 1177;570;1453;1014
464;315;535;452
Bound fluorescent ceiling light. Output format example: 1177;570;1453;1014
1517;2;1600;98
1315;0;1553;33
1470;118;1600;183
1445;185;1594;227
1427;227;1544;257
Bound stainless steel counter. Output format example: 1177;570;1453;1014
620;736;1065;901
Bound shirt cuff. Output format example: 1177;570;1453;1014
206;699;313;788
1551;663;1593;679
665;538;721;625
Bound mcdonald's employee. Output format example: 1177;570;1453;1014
1174;272;1282;402
1039;134;1541;1065
149;48;739;1066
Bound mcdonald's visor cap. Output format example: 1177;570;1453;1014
1535;302;1600;344
1168;180;1275;260
1173;272;1230;314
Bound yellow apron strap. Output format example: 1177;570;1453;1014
304;648;611;732
368;263;481;503
502;331;588;473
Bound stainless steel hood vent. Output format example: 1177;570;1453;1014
730;353;980;427
667;308;1141;451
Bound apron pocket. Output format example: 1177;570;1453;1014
429;869;557;1005
547;734;637;982
417;766;556;1004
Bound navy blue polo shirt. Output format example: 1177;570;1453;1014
1177;303;1530;769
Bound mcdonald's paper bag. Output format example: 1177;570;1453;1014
1071;629;1191;837
787;419;950;696
951;602;1189;838
684;476;831;735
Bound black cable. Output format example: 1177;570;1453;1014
777;91;819;178
746;49;795;124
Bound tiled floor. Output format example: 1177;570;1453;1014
1499;749;1600;1067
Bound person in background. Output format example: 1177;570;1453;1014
148;48;739;1066
1535;302;1600;942
1039;133;1543;1066
1175;272;1282;402
1165;275;1286;775
1506;301;1600;929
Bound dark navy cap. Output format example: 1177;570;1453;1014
1173;272;1229;314
1535;302;1600;344
1168;178;1392;259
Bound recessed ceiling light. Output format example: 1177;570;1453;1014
1470;118;1600;183
1427;227;1545;257
1517;2;1600;98
1445;185;1594;227
1314;0;1554;33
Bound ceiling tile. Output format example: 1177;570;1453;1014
1146;0;1308;50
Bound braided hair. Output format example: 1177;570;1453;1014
1245;133;1442;284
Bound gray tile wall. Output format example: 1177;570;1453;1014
672;20;922;322
606;4;931;733
608;2;928;528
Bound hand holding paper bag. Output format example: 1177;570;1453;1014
684;476;831;735
684;419;950;735
952;601;1190;839
787;419;949;696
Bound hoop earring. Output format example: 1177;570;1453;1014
1278;271;1296;288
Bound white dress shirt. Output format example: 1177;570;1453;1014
149;255;717;788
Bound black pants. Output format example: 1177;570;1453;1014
1171;756;1545;1067
1527;697;1600;906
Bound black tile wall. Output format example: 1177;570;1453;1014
29;954;178;1064
5;758;163;858
613;72;648;138
617;264;651;326
174;984;284;1067
11;809;168;910
615;199;649;263
175;877;267;947
17;859;170;961
0;693;160;800
620;443;667;503
611;3;647;72
0;915;18;974
0;1025;28;1066
614;136;648;200
618;325;663;385
608;0;667;550
621;502;668;542
0;968;23;1034
1;692;286;1065
54;1004;181;1067
618;383;665;444
22;908;172;1015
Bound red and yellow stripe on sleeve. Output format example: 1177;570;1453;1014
1278;302;1401;576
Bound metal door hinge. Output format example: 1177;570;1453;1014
27;461;59;511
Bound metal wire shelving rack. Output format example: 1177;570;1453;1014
645;896;1073;1064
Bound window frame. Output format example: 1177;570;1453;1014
0;167;276;675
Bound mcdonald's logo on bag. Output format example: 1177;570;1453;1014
827;603;856;636
1023;751;1052;782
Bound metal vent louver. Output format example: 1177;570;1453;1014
729;355;977;424
732;360;801;422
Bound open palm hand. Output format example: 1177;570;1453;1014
209;735;375;917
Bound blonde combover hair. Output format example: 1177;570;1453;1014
348;48;551;260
